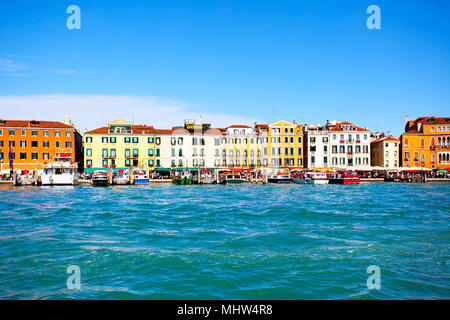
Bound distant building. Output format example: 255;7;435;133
327;121;371;170
267;120;304;168
0;117;83;173
370;136;400;169
304;123;330;169
401;116;450;170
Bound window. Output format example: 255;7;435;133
125;159;131;167
86;148;92;156
110;137;117;143
133;149;139;157
148;149;154;156
110;149;116;158
102;149;108;158
0;141;2;147
298;137;302;143
102;137;108;143
0;129;2;135
9;141;15;148
43;153;49;160
43;131;49;136
323;137;328;143
404;152;409;161
214;138;220;145
148;137;154;144
65;141;72;148
9;130;15;136
55;141;60;148
155;149;160;157
420;138;425;148
124;137;131;143
178;137;183;145
65;131;71;137
171;148;175;157
31;141;38;148
125;149;130;157
310;137;316;143
155;137;161;145
132;137;139;143
171;137;176;145
86;136;92;143
31;153;38;160
20;141;26;148
363;134;367;140
20;152;27;160
148;159;154;166
55;131;60;137
21;130;26;136
86;159;92;167
43;141;49;148
311;156;315;164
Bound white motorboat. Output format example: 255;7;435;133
40;153;78;185
133;168;149;184
113;170;130;185
293;172;329;185
92;170;109;186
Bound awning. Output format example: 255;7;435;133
437;169;448;173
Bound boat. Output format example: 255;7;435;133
267;174;291;183
91;170;108;186
172;171;193;185
327;171;360;184
14;170;36;186
40;153;79;185
218;172;244;185
112;170;130;185
133;168;149;185
293;172;329;185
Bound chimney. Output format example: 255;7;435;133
254;121;257;128
388;130;391;137
404;115;409;126
293;120;297;125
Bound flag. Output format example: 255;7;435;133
8;141;13;171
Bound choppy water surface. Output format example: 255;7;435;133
0;183;448;299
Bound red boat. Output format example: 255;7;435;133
327;171;360;184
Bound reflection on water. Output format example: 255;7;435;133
0;183;449;299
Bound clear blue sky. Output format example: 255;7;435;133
0;0;449;135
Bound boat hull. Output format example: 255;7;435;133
41;175;78;186
222;179;244;185
267;178;291;183
92;179;108;186
293;178;328;185
134;179;149;185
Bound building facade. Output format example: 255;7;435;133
304;123;330;169
401;116;450;170
83;120;158;172
327;121;371;170
370;136;400;169
0;118;82;173
267;120;304;168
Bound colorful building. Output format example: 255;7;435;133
327;120;371;170
267;120;304;169
83;120;158;172
0;117;83;173
401;116;450;170
370;136;400;169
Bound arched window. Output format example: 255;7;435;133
438;137;441;146
420;154;425;163
447;137;450;145
431;137;435;146
404;138;408;147
431;154;435;162
439;154;442;163
420;138;425;148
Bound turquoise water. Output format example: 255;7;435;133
0;183;448;300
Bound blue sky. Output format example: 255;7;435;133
0;0;449;135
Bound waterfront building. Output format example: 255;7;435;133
220;124;265;169
304;123;330;169
267;120;304;169
83;120;159;172
327;120;371;170
401;116;450;170
0;117;82;173
370;136;400;169
160;119;223;172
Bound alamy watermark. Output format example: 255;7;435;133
366;265;381;290
66;5;81;30
366;5;381;30
66;265;81;290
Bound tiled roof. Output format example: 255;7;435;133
85;125;172;134
227;125;252;128
0;119;74;129
414;117;450;125
371;136;399;144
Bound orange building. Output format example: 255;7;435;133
0;119;83;173
401;116;450;170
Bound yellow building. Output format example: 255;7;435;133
220;125;265;169
268;120;304;168
83;120;157;172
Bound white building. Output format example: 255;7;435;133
305;123;330;169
